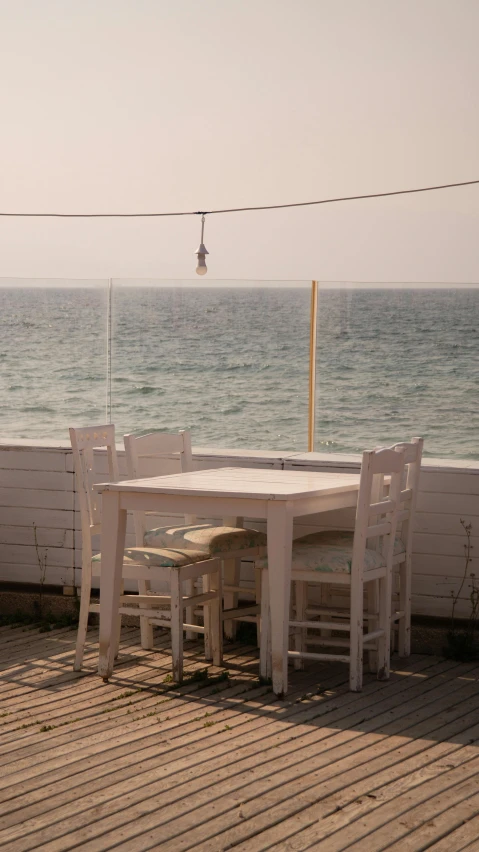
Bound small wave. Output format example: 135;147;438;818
127;385;164;396
21;405;55;413
220;405;243;415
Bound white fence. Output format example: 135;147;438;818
0;442;478;620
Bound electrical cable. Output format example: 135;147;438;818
0;179;477;218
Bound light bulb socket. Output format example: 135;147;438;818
195;242;209;256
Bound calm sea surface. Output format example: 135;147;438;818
0;286;477;459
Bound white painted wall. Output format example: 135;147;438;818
0;441;477;620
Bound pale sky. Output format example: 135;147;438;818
0;0;478;283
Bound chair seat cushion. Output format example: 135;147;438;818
144;523;266;554
297;529;406;558
256;529;386;574
92;547;210;569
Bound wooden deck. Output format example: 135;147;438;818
1;625;479;852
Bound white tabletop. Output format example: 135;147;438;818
100;466;361;501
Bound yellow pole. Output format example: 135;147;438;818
308;280;318;452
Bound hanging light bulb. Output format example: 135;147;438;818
195;213;209;275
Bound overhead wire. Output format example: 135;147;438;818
0;179;477;218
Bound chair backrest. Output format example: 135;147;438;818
352;447;405;577
124;430;193;479
69;425;120;550
123;430;195;544
377;437;424;553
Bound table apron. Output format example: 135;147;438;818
117;490;358;519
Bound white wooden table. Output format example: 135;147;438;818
98;467;361;695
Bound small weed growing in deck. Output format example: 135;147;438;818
112;690;139;701
443;520;479;661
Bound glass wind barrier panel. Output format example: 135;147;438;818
315;285;479;460
0;279;109;441
110;280;312;451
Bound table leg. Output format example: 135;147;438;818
98;491;127;680
267;500;293;697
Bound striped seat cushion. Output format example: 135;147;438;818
144;523;266;554
296;529;405;556
92;547;210;569
256;529;386;574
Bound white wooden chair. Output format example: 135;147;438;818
292;437;424;666
123;430;265;647
257;447;405;692
70;425;223;680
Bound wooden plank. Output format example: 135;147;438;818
412;593;471;620
426;811;479;851
0;563;74;586
412;533;479;558
382;791;479;851
259;759;479;852
0;544;74;568
316;758;479;852
0;507;74;530
0;469;73;492
419;471;479;495
0;488;74;512
0;526;73;549
0;448;69;473
411;553;479;578
412;570;479;598
416;492;479;517
415;511;478;536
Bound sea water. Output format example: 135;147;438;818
0;286;477;459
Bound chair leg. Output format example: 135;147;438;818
319;584;332;639
74;563;92;672
293;581;306;670
398;557;411;657
170;571;183;682
349;575;363;692
367;580;379;673
203;572;212;661
112;580;124;661
254;566;262;647
377;570;392;681
138;579;154;650
209;566;223;667
223;558;240;640
259;567;271;680
184;579;196;641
